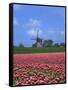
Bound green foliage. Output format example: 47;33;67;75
60;43;65;47
32;43;37;47
43;40;53;47
54;43;59;47
28;69;37;76
19;43;24;47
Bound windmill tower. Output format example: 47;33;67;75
31;30;43;48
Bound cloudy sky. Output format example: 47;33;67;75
13;4;65;47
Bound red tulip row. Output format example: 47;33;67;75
13;52;66;86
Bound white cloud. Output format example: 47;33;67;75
26;18;42;28
26;18;43;37
28;29;36;37
45;28;56;35
27;28;43;38
46;28;65;36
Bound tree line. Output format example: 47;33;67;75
14;39;65;48
42;40;65;47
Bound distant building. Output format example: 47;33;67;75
31;30;43;48
36;38;43;48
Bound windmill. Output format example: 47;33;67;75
31;30;43;48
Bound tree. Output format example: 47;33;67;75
32;43;37;47
47;40;53;47
54;43;59;47
19;43;24;47
43;40;47;47
43;40;53;47
60;43;65;47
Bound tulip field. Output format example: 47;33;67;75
13;52;66;86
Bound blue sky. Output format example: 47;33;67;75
13;4;65;47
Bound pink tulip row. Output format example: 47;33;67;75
13;52;66;86
14;53;65;64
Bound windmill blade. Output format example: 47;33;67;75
30;38;36;40
42;38;44;40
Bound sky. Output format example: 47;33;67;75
13;4;65;47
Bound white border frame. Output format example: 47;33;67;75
0;0;68;90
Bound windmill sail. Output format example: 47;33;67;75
31;30;43;48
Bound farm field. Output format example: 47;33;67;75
13;47;65;54
13;52;66;86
